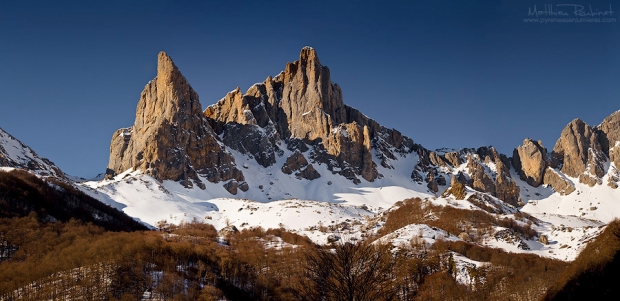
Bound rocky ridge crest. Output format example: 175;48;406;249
205;47;414;184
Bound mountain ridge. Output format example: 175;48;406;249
3;47;620;263
102;47;620;204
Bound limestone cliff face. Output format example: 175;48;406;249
205;47;412;184
542;167;576;195
106;52;243;189
278;46;347;140
512;139;548;187
598;111;620;168
551;119;605;187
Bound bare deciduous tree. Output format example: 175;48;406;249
302;241;397;301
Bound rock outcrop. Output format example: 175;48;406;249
512;139;548;187
106;52;244;189
441;175;466;200
551;119;605;187
466;155;495;194
610;146;620;171
281;151;321;180
542;167;576;195
538;234;549;245
444;152;461;167
494;159;520;206
426;173;439;193
465;147;520;206
205;47;414;184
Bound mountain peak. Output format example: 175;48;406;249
205;47;415;183
300;46;320;65
157;51;180;82
157;51;173;67
106;52;244;190
552;117;605;186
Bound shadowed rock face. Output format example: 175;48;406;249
205;47;413;184
106;52;244;189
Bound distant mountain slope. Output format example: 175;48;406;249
0;127;147;231
0;127;63;178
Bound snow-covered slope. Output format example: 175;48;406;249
81;143;620;261
520;165;620;223
82;146;435;243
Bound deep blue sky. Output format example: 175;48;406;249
1;0;618;177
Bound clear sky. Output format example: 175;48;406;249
1;0;618;177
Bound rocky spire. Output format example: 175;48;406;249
106;51;244;189
277;46;346;140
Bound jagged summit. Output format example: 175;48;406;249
205;46;414;183
157;51;174;67
299;46;320;65
552;118;604;184
511;115;620;195
106;51;244;190
156;51;186;89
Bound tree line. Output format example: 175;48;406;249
0;213;569;300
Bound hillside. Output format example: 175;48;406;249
0;169;147;232
543;219;620;300
1;126;147;231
